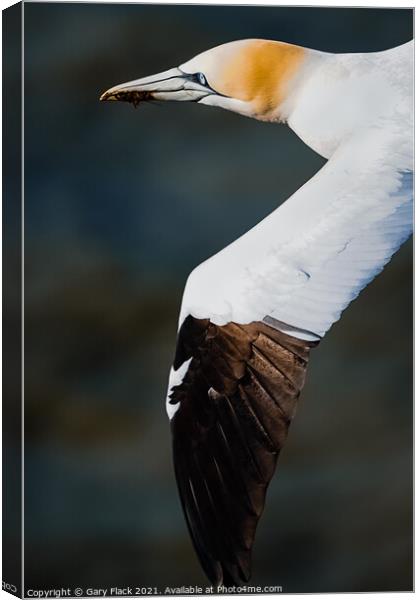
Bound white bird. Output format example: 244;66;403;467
101;38;413;586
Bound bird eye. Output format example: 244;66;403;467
197;72;207;86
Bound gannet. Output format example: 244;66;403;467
101;38;413;586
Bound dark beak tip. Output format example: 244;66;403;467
99;89;152;106
102;89;154;107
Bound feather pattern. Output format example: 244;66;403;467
179;129;412;337
169;317;317;585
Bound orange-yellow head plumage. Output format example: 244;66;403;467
182;39;306;119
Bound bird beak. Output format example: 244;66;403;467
100;67;213;106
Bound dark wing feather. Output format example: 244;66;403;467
169;316;318;586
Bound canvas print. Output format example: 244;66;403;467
2;3;413;597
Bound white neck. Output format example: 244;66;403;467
284;50;337;158
286;45;412;159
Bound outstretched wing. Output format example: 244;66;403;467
168;128;412;585
169;316;317;585
178;128;413;338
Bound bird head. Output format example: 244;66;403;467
100;39;308;122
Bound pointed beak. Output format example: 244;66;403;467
100;67;213;106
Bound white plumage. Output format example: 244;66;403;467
102;37;413;586
178;42;413;339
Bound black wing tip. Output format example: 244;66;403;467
206;562;251;589
171;316;315;588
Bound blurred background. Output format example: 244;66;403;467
22;4;412;593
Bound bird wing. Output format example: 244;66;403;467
179;127;413;338
169;316;317;585
168;126;412;585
